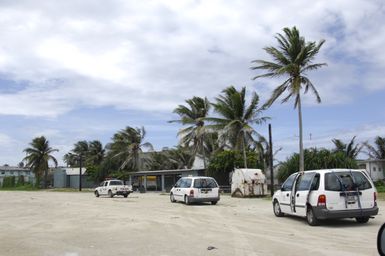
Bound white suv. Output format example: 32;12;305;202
170;176;220;205
272;169;378;226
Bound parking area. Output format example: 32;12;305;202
0;191;384;256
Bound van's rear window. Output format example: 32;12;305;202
193;178;218;188
325;172;372;191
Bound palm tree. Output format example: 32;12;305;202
169;96;211;168
208;86;268;168
88;140;105;166
364;136;385;159
23;136;58;188
251;26;326;173
108;126;153;171
332;136;362;159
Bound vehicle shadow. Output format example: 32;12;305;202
283;215;376;228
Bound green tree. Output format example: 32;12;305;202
23;136;58;188
332;136;362;159
364;136;385;159
277;148;358;182
169;96;211;168
207;150;263;185
108;126;153;172
251;26;326;173
209;86;268;168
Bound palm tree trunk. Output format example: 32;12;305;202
297;95;304;174
242;132;248;168
201;135;207;169
44;169;48;189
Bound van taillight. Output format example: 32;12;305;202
318;195;326;207
190;189;194;197
374;192;377;205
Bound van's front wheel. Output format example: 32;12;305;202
306;207;319;226
356;217;369;223
273;200;284;217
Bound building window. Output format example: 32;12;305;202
373;167;377;172
10;171;14;175
1;171;4;175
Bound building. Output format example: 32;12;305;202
53;167;94;189
0;166;35;186
357;159;385;182
129;168;205;192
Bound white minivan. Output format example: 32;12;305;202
272;169;378;226
170;176;220;205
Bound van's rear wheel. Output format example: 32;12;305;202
356;217;370;223
94;191;99;197
306;207;319;226
273;200;284;217
108;190;113;198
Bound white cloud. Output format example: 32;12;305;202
0;0;383;117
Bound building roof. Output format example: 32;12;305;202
357;159;385;163
55;167;87;176
0;166;32;171
133;168;204;176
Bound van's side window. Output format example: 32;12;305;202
281;174;296;191
296;173;316;191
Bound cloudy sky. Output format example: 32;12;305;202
0;0;384;166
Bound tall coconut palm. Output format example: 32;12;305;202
108;126;153;171
251;26;326;173
23;136;58;188
364;136;385;159
169;96;210;168
208;86;268;168
63;140;90;167
88;140;105;166
332;136;362;159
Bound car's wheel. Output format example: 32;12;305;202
108;190;113;198
273;200;284;217
123;194;128;198
356;217;370;223
184;195;190;205
94;191;100;197
170;193;176;203
306;206;319;226
211;201;218;205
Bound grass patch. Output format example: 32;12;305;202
0;184;39;191
48;188;93;193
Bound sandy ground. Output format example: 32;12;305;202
0;191;384;256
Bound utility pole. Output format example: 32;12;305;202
79;154;82;191
269;124;274;197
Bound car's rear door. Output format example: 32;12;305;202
324;170;376;211
193;178;219;199
292;172;317;216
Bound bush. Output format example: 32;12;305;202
277;148;358;182
2;176;16;188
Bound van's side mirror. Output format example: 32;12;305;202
378;223;385;256
174;184;178;188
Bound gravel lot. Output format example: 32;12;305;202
0;191;384;256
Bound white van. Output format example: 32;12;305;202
272;169;378;226
170;176;220;205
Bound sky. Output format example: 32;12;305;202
0;0;384;166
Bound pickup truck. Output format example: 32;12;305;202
94;179;133;198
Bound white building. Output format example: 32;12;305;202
0;166;35;186
357;159;385;182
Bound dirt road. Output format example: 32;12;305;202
0;191;383;256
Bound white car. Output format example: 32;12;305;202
170;176;220;205
272;169;379;226
94;179;133;198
